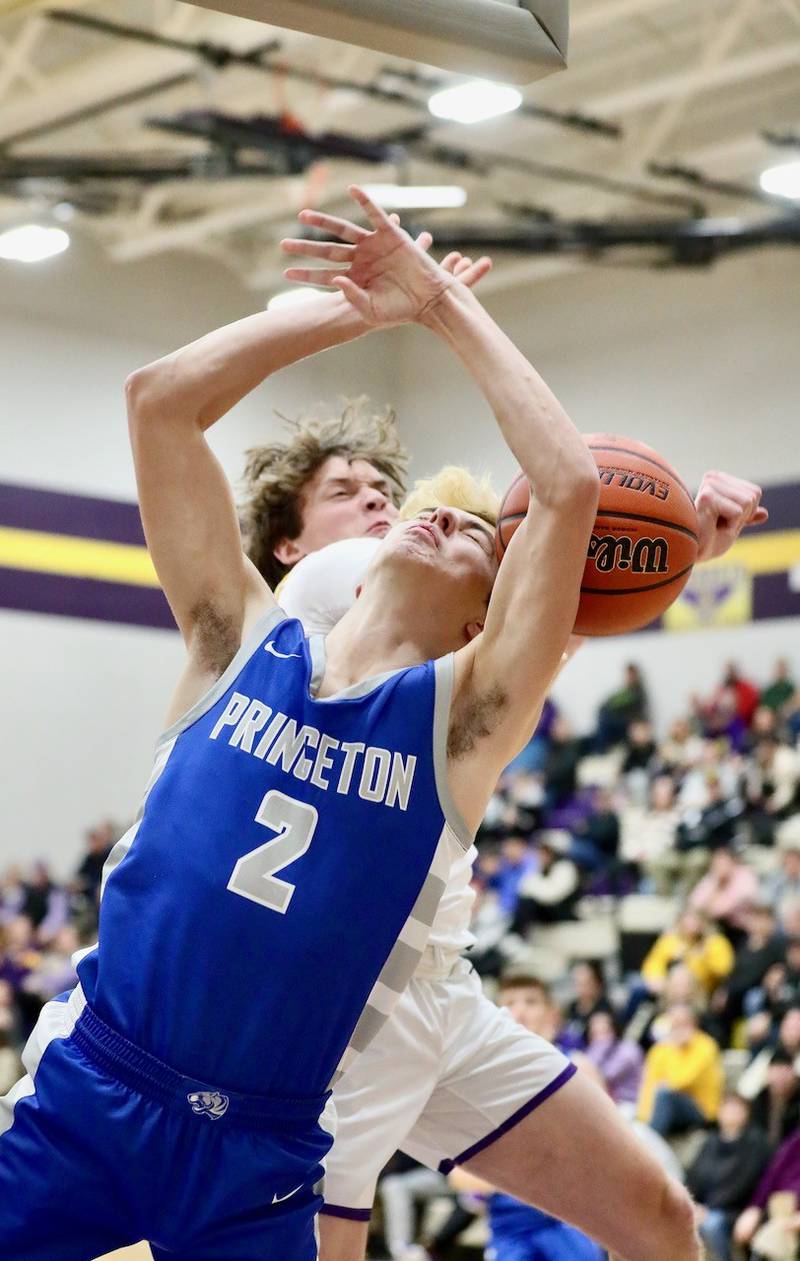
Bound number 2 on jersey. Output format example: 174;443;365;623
227;790;318;914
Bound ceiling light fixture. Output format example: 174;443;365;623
428;79;522;125
0;224;70;263
760;160;800;199
362;184;468;210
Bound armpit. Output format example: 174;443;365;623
447;683;508;759
189;598;241;678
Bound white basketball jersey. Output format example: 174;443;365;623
279;538;476;961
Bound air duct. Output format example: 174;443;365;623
187;0;568;84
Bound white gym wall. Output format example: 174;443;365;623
1;237;798;871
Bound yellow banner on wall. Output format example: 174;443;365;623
664;563;753;630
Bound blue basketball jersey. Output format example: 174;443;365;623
77;608;469;1097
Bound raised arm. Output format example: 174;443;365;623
126;290;374;663
421;285;598;771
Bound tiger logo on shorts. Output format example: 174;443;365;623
187;1090;230;1120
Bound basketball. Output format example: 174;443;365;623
496;435;699;636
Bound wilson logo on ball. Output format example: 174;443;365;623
597;465;670;501
588;534;669;575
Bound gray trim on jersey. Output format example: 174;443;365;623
0;987;86;1138
158;604;287;747
308;634;407;703
410;872;448;927
329;825;459;1088
379;940;425;995
100;735;178;896
432;655;473;852
349;1005;390;1054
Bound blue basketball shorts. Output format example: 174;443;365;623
0;989;334;1260
488;1226;606;1261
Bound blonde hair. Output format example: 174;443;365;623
240;398;408;587
400;465;500;526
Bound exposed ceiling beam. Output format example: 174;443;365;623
589;39;800;118
570;0;681;35
624;0;761;166
0;16;48;100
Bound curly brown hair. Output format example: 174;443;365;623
240;398;408;589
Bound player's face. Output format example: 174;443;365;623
280;456;397;563
384;505;498;605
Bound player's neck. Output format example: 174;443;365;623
322;580;454;693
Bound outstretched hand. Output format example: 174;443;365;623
281;184;491;327
695;470;768;562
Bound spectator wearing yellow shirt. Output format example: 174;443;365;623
638;1005;724;1137
642;909;734;999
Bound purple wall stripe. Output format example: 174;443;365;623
758;482;800;534
0;481;146;546
753;572;800;622
0;567;175;631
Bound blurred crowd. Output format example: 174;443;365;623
2;655;800;1260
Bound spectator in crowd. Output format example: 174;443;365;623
579;1010;644;1112
595;662;649;751
761;659;796;715
19;861;67;937
689;845;760;944
749;1048;800;1147
763;827;800;925
0;978;23;1070
0;867;25;925
564;961;614;1045
743;1005;800;1079
510;833;581;931
494;835;538;917
20;923;79;1007
709;904;786;1045
621;720;658;777
497;974;583;1056
569;787;620;877
734;1130;800;1256
73;818;118;908
0;916;40;993
659;717;705;776
696;662;760;742
620;775;682;893
676;771;745;855
787;687;800;742
746;956;800;1033
627;963;709;1051
641;909;735;1002
637;1004;723;1137
542;716;582;811
686;1093;773;1261
678;739;739;812
378;1155;451;1261
743;735;800;845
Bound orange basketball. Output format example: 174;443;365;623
495;434;699;636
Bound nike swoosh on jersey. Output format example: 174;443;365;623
264;641;302;660
272;1183;304;1204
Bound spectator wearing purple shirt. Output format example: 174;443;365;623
734;1129;800;1253
582;1010;644;1109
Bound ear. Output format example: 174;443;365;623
464;619;485;643
273;537;306;566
